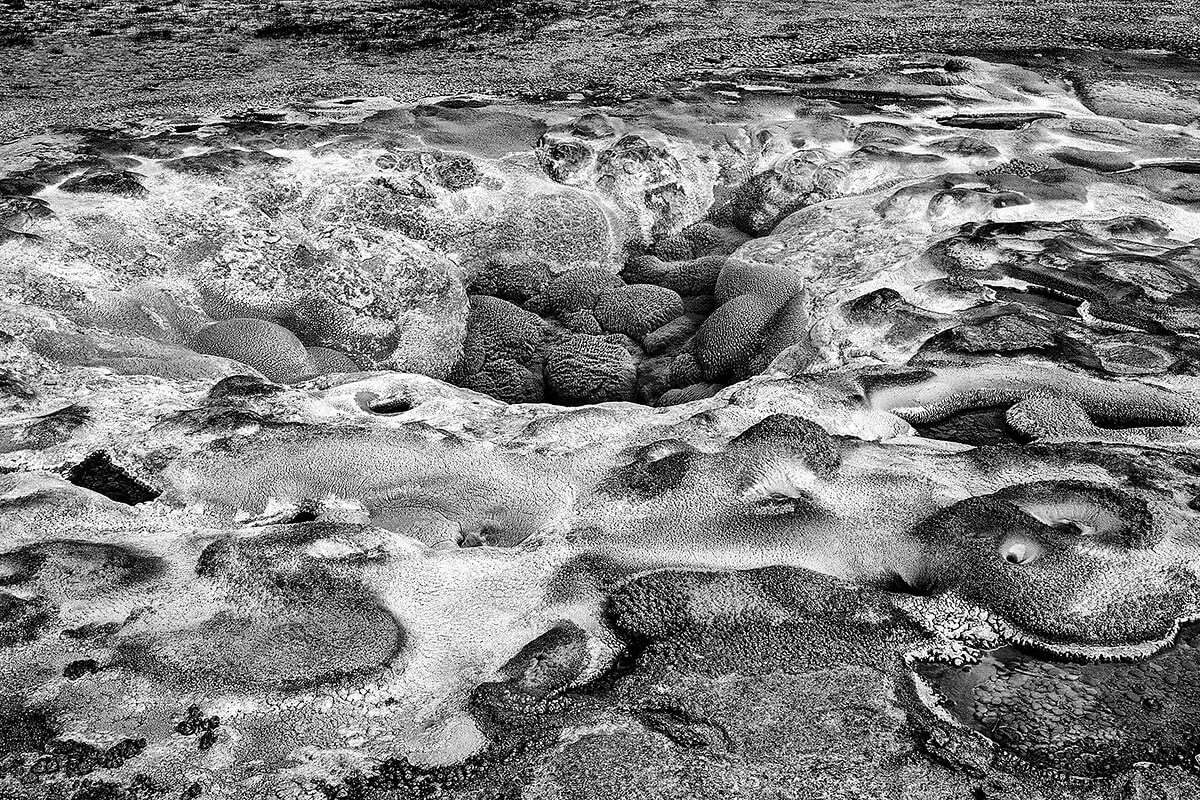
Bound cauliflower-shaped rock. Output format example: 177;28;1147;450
544;333;637;405
593;284;684;342
449;295;546;403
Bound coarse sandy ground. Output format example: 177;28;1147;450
1;0;1200;137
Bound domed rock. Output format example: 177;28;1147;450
190;318;316;384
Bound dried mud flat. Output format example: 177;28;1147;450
5;5;1200;800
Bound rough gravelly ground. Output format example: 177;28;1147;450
2;0;1199;137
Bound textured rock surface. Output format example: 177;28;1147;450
4;50;1200;800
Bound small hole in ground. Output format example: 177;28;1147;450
872;571;931;596
368;397;416;415
999;538;1040;565
64;451;159;505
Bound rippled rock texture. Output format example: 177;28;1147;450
3;53;1200;800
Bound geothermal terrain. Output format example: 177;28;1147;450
4;5;1200;800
